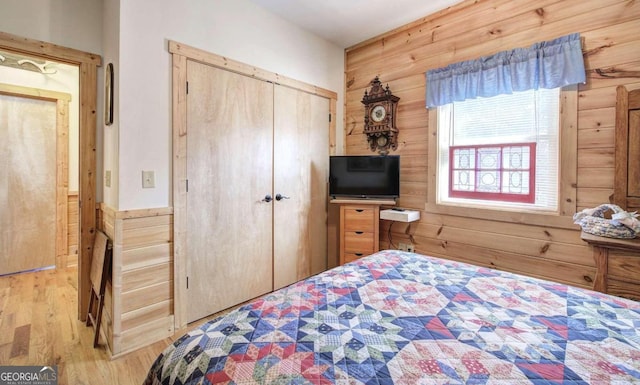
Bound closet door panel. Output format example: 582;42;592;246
273;86;329;290
186;61;273;322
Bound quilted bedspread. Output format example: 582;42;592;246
144;250;640;384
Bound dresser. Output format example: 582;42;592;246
333;199;394;265
581;231;640;301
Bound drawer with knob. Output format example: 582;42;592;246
344;207;375;232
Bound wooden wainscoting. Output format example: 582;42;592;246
99;204;174;357
54;192;79;269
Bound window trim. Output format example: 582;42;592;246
426;85;578;229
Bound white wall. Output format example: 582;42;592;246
0;0;103;54
102;0;120;208
116;0;345;210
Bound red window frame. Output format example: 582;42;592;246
449;143;536;203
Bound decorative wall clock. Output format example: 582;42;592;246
361;76;400;154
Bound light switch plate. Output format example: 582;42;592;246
105;170;111;187
142;170;155;188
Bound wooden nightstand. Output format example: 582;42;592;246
332;199;395;265
581;231;640;301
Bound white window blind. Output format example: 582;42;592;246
437;88;560;211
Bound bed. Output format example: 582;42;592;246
144;250;640;384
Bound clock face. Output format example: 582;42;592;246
371;105;386;123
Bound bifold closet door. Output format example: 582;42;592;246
273;86;329;290
185;61;274;322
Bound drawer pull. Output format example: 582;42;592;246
355;231;364;234
355;209;364;212
355;253;363;257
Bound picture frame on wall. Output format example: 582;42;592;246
104;63;114;126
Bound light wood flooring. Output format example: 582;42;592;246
0;266;223;385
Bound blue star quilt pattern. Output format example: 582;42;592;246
144;250;640;384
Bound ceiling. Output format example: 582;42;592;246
249;0;463;48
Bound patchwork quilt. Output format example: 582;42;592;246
144;250;640;384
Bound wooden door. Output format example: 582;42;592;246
614;86;640;211
273;86;329;290
0;94;57;275
185;61;274;322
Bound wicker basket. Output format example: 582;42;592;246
573;204;640;239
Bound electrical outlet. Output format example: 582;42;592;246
105;170;111;187
406;244;415;253
398;242;407;251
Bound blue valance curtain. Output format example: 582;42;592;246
425;33;586;108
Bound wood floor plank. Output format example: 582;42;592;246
0;342;12;363
10;324;30;358
30;272;57;365
14;272;34;327
0;311;15;345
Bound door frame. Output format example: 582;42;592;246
0;31;101;320
169;40;337;329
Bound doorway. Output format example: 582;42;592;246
0;31;100;320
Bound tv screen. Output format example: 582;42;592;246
329;155;400;199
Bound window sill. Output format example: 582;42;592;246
424;201;576;229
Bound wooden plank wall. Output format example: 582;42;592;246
55;192;79;269
344;0;640;290
99;204;174;357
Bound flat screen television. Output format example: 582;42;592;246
329;155;400;199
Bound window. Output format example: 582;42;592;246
436;88;560;212
425;34;582;224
